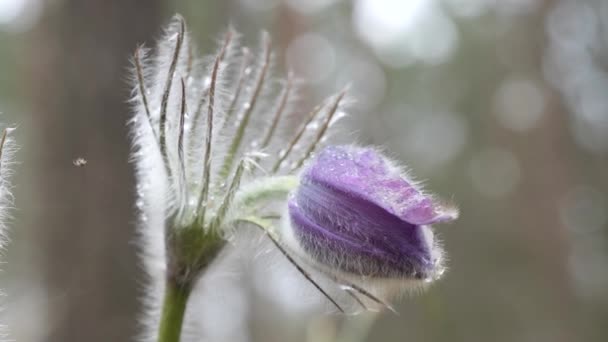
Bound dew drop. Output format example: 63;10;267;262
307;120;320;130
243;102;251;110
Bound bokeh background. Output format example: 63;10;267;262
0;0;607;341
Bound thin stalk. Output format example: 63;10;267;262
270;101;325;173
159;17;185;178
195;36;225;225
157;280;191;342
260;74;292;149
240;218;344;313
219;35;271;180
290;90;346;171
209;158;246;232
0;128;8;172
176;79;188;220
134;46;154;133
223;47;252;126
185;42;193;80
190;31;233;143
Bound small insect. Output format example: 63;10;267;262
73;158;87;167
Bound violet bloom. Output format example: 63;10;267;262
286;145;458;293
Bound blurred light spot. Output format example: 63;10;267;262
559;186;607;235
286;33;335;84
546;1;597;47
285;0;338;14
0;0;41;31
406;9;458;65
354;0;427;46
353;0;458;66
569;237;608;301
469;147;521;198
335;56;386;110
493;76;545;132
401;111;468;170
544;1;608;154
0;0;25;24
239;0;280;12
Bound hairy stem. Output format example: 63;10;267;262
157;280;191;342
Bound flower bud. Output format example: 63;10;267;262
286;145;458;285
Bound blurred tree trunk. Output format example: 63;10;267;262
27;1;165;341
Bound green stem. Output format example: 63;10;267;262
158;280;191;342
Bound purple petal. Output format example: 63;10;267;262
287;145;455;279
303;146;456;225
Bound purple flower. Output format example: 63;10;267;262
287;145;458;285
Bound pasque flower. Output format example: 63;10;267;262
284;145;458;307
130;14;458;341
129;15;348;342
